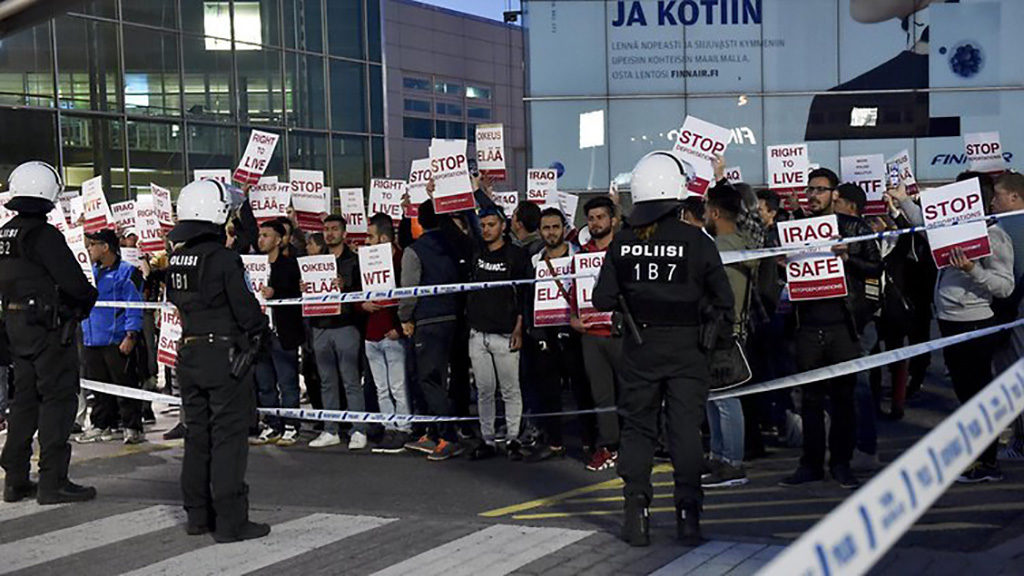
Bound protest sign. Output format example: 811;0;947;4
157;305;182;368
573;252;613;326
558;192;580;224
339;187;368;245
110;200;136;232
840;154;887;216
47;202;69;234
299;254;342;317
429;139;475;214
672;115;730;196
368;179;406;223
965;132;1006;173
358;242;398;306
527;168;558;205
193;169;231;184
724;166;743;183
0;193;15;227
533;255;573;327
151;183;174;230
886;149;919;195
241;254;270;307
82;176;113;233
233;130;279;185
135;195;164;254
121;246;141;269
921;178;991;268
493;191;519;219
406;158;432;218
778;215;848;301
475;123;506;180
290;169;328;231
249;176;287;223
69;196;84;226
63;225;95;285
767;143;810;210
57;190;78;224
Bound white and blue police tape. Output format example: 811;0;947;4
712;317;1024;401
758;356;1024;576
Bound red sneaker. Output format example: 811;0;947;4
586;447;617;471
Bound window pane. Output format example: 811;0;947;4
123;26;181;117
0;109;57;178
435;80;461;96
236;43;283;124
283;0;323;53
182;33;235;121
289;132;330;203
330;59;366;132
435;120;464;139
122;0;177;28
55;16;120;112
332;134;367;189
188;123;237;174
371;136;385;178
237;0;281;47
194;1;234;48
69;0;117;19
286;52;327;129
61;115;127;201
403;117;432;139
326;0;364;60
0;23;54;108
369;64;383;134
367;0;382;63
403;77;431;91
437;102;462;117
126;121;185;194
404;99;430;113
468;106;491;120
466;86;490;100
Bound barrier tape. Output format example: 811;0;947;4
759;357;1024;576
80;317;1024;423
91;208;1024;311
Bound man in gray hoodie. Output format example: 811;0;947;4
890;173;1015;483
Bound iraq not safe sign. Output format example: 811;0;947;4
778;215;848;301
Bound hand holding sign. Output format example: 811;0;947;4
672;115;731;195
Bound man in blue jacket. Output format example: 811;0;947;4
76;228;146;445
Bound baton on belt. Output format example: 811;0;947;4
618;295;643;346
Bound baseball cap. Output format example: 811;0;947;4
85;228;120;249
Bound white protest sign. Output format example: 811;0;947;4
406;158;432;218
249;176;287;223
110;200;136;232
299;254;342;317
673;115;730;196
157;305;182;368
840;154;886;216
47;202;69;234
82;176;113;233
475;123;506;180
767;143;810;210
778;215;848;301
193;169;231;184
63;226;95;286
533;255;573;327
135;195;164;254
241;254;270;306
0;193;15;227
558;192;580;224
151;183;174;230
886;149;919;195
429;139;475;214
69;195;85;226
234;130;279;185
964;132;1006;173
527;168;558;205
921;178;991;268
121;246;141;269
358;242;397;306
57;190;78;224
290;169;327;232
368;179;406;223
724;166;743;183
493;191;519;219
573;252;613;326
339;187;368;244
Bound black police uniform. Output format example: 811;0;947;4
165;220;269;542
592;203;734;545
0;201;98;503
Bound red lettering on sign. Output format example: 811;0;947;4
923;193;982;220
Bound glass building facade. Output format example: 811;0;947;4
0;0;385;201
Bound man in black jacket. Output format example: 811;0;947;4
780;168;883;490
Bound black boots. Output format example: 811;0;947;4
621;495;651;546
3;481;37;503
676;502;702;546
213;521;271;543
37;481;96;505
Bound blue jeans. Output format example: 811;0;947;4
313;326;364;435
854;322;878;455
365;337;411;432
707;398;744;465
255;335;300;432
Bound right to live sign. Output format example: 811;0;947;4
767;143;809;192
778;215;848;301
921;178;991;268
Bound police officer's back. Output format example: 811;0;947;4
165;179;270;543
593;151;734;546
0;161;98;504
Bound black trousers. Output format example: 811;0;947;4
0;328;79;493
178;340;254;536
939;318;1000;466
795;324;861;471
83;344;142;432
413;320;456;441
618;327;709;508
530;332;593;447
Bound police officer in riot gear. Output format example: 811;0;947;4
0;161;99;504
593;151;735;546
166;179;270;543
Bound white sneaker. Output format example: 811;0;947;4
309;431;341;448
75;427;110;444
277;427;299;447
348;431;368;450
123;429;146;445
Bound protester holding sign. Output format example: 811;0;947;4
428;139;476;214
672;115;731;196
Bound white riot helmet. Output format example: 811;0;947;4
176;179;232;225
627;151;695;226
8;161;63;203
